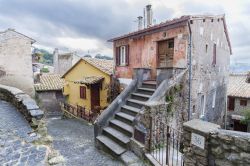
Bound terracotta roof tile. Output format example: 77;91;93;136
74;76;104;85
35;74;64;91
82;58;114;75
228;73;250;98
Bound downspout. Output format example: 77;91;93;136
187;20;192;121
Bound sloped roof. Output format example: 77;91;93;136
0;28;36;44
62;58;114;78
108;14;232;54
74;76;104;85
35;74;64;92
228;73;250;98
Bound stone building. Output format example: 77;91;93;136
95;14;232;160
53;48;81;75
34;74;64;117
0;28;35;96
227;73;250;132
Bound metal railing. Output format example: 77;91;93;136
60;102;100;123
149;117;184;166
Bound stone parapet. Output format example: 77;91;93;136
0;84;44;123
183;119;250;166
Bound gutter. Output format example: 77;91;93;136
187;20;192;121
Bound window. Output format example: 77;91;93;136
120;46;126;65
80;86;86;99
168;41;174;48
228;97;235;111
240;99;247;106
205;44;208;53
200;95;205;118
212;43;217;66
212;90;216;108
116;45;129;66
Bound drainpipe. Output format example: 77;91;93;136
187;20;192;121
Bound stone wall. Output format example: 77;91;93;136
0;84;44;124
0;29;35;96
183;119;250;166
36;91;64;117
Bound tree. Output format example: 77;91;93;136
241;109;250;125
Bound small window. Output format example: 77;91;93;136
203;19;206;22
80;86;86;99
200;95;205;118
211;19;214;22
116;45;129;66
168;41;174;48
212;90;216;108
212;43;217;66
205;44;208;53
190;20;193;24
240;99;247;106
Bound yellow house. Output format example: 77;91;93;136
61;58;114;112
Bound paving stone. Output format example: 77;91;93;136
0;100;47;166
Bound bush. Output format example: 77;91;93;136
41;68;49;73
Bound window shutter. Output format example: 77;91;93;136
80;86;86;99
116;47;120;66
125;45;129;66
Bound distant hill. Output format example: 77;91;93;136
33;48;53;65
230;63;250;73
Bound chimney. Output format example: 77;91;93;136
146;4;153;27
137;16;143;30
53;48;59;74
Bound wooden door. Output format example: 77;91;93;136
91;83;100;110
228;97;235;111
158;39;174;68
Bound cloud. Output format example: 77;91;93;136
0;0;249;63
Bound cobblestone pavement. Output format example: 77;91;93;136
0;100;47;166
47;118;124;166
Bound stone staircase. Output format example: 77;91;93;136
96;80;157;157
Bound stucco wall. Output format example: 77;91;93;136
0;30;34;96
114;26;188;79
190;18;230;125
36;91;64;117
63;60;111;111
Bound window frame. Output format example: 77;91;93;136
200;95;206;118
120;46;126;66
240;99;247;106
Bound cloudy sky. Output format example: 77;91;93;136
0;0;249;64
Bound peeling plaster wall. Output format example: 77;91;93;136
114;26;189;79
0;30;34;96
190;18;230;125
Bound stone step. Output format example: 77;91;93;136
115;112;135;124
96;135;126;156
103;127;130;145
137;87;155;95
142;81;157;89
131;92;151;101
110;119;133;137
121;105;140;116
126;99;145;109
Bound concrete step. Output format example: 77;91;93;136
103;127;130;146
110;119;133;137
131;92;151;101
96;135;126;156
121;105;140;116
142;80;157;89
115;112;135;124
126;99;145;109
137;87;155;95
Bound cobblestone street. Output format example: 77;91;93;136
0;100;47;166
47;117;124;166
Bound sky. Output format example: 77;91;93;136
0;0;249;64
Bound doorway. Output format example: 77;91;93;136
90;83;100;110
157;39;174;68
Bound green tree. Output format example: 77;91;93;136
241;109;250;125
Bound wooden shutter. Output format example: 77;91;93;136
125;45;129;66
116;47;120;66
80;86;86;99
